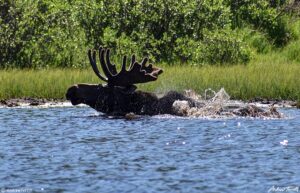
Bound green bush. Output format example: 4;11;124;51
246;30;272;54
18;1;87;68
175;29;250;65
227;0;291;46
0;0;296;68
0;0;22;67
0;1;87;68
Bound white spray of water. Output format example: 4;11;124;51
173;88;233;118
173;88;282;118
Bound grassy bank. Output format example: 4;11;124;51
0;56;299;100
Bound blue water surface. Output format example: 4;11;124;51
0;106;299;193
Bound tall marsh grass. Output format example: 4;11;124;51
0;59;299;100
0;69;99;99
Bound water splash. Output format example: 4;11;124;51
173;88;282;118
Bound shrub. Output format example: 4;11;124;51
0;0;296;68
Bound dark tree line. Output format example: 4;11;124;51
0;0;296;68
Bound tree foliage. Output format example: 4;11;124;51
0;0;294;68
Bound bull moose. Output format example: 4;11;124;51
66;47;198;116
66;47;281;118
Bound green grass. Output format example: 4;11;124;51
0;69;98;99
141;59;300;100
0;56;299;100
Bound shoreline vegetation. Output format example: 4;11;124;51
1;55;299;102
1;1;300;68
1;1;299;105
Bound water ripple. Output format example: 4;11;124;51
0;107;299;192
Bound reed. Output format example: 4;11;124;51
1;58;299;100
140;61;300;100
0;69;98;99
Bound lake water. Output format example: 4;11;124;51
0;106;299;193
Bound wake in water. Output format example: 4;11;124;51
173;88;283;118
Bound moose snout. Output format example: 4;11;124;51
66;85;81;105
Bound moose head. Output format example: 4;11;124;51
66;47;163;113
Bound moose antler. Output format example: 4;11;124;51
88;47;163;87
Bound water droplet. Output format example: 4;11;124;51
280;140;288;146
177;127;181;130
166;142;169;145
237;122;241;127
182;141;186;145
